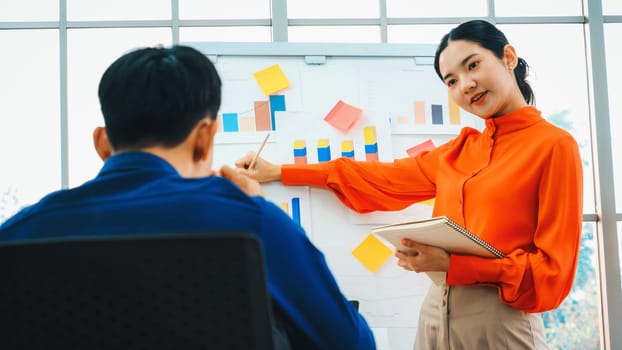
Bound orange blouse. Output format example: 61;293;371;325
282;106;583;313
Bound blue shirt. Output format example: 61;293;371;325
0;152;375;350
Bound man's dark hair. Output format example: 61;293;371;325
98;45;222;150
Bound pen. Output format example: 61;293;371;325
248;132;270;169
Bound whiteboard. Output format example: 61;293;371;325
187;42;484;350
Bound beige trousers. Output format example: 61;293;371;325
414;283;548;350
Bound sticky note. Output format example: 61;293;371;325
420;198;436;206
323;100;363;133
406;139;436;158
253;64;291;96
352;233;394;273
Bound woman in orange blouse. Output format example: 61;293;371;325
237;19;583;349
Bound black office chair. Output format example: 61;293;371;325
0;232;276;350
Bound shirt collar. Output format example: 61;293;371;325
484;106;543;137
97;151;180;178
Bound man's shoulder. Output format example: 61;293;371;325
0;176;266;240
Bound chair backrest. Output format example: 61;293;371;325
0;232;275;349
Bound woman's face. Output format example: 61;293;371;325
438;39;526;119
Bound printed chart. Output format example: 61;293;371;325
359;66;483;135
213;59;303;144
218;95;286;133
275;111;393;165
261;183;312;237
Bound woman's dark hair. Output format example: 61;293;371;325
433;19;534;105
98;45;222;150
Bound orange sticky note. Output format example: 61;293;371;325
352;233;394;273
406;139;436;158
323;100;363;133
253;64;291;96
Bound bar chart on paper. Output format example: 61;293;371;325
279;197;301;226
359;66;482;135
219;95;286;133
279;113;392;165
261;183;312;237
211;58;303;144
390;92;479;135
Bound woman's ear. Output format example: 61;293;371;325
503;44;519;70
93;126;113;161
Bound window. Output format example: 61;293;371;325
495;0;583;16
387;24;455;44
0;0;58;21
66;28;172;187
67;0;170;20
287;0;379;18
604;24;622;210
386;0;486;18
0;30;60;220
288;26;380;43
180;0;270;20
180;26;271;42
543;223;600;348
603;0;622;15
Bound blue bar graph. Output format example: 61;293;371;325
364;143;378;154
222;113;239;132
269;95;286;131
317;139;331;163
291;198;300;225
431;104;443;125
342;150;355;158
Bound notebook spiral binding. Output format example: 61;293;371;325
444;217;505;258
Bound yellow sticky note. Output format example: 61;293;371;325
420;198;435;206
253;64;291;96
352;233;394;273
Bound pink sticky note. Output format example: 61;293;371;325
406;139;436;158
323;100;363;133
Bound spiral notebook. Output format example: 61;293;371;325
372;216;504;285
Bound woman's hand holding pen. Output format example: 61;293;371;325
396;239;450;273
235;151;282;183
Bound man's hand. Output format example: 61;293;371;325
219;165;263;196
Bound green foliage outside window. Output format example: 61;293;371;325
543;224;599;349
543;111;600;349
